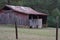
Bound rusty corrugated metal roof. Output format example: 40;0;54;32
6;5;47;15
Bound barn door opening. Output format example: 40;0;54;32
29;15;42;28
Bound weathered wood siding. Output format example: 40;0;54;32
14;12;29;25
0;10;15;24
0;10;29;26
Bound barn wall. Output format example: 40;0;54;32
0;10;15;24
13;12;29;26
0;10;29;26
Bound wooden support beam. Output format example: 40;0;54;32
45;16;48;28
37;16;39;19
37;16;39;28
31;15;33;19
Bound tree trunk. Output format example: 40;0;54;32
7;0;10;4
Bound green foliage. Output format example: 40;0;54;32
0;0;6;9
0;0;57;10
52;8;60;16
48;8;60;27
48;16;56;27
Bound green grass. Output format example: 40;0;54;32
0;25;60;40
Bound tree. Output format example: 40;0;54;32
0;0;6;9
52;8;60;16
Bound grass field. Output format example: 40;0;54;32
0;25;60;40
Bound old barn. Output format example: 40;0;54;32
0;5;47;28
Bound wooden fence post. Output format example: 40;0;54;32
14;16;18;40
56;16;59;40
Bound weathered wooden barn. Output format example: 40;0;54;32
0;5;47;28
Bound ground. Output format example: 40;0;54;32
0;25;60;40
